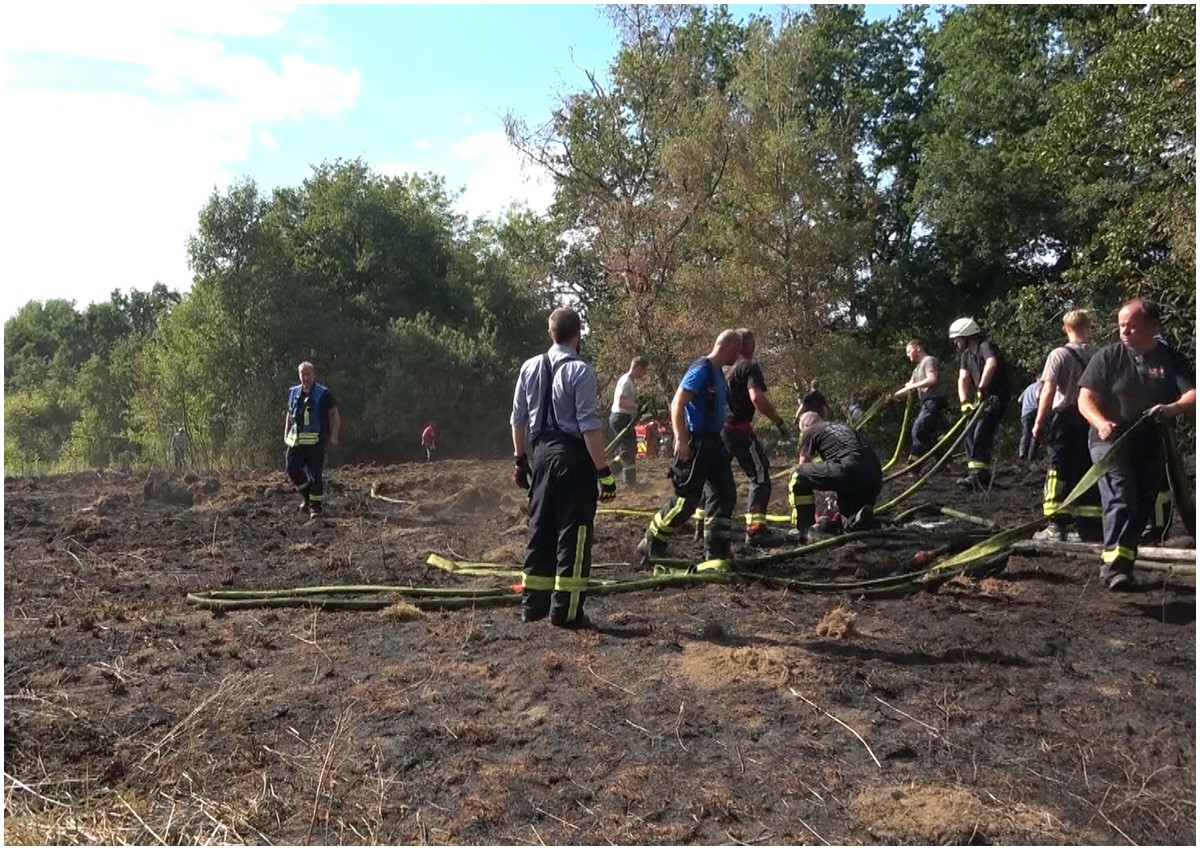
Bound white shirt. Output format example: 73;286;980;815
611;372;637;415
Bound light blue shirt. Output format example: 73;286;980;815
510;343;603;440
1019;381;1042;416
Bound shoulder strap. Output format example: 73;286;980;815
536;354;577;435
1062;345;1088;369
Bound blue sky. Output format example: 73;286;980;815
0;2;903;320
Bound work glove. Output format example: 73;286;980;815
597;467;617;501
513;453;531;490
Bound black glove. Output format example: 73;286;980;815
513;453;531;490
597;466;617;501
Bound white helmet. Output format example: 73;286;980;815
949;317;982;339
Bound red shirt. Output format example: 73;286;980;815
422;425;436;443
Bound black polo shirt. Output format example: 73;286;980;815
960;338;1010;400
800;421;874;466
725;358;766;426
1078;340;1195;438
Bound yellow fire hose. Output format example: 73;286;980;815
880;391;914;472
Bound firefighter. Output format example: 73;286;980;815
609;356;648;485
892;338;946;463
1077;299;1195;590
636;330;742;566
1030;310;1101;542
950;317;1011;489
723;328;790;547
510;307;616;628
788;411;882;543
284;361;341;518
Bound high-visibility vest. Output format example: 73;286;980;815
285;383;330;447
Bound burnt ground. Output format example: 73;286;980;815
3;454;1196;845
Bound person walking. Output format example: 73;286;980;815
421;422;437;462
1017;378;1044;463
510;307;616;629
636;330;742;566
609;356;648;485
1077;299;1195;590
284;361;341;519
788;411;882;543
171;427;188;470
950;317;1011;490
723;329;790;547
892;339;946;463
1031;310;1101;542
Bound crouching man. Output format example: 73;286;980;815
789;411;882;543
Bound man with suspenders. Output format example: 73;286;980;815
511;308;617;628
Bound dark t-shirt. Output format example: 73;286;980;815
725;358;767;425
1078;341;1195;440
800;421;875;467
960;339;1010;400
800;390;827;413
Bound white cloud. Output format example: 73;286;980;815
377;161;422;180
412;138;430;150
449;132;554;221
0;2;359;318
258;129;278;149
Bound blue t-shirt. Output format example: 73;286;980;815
680;357;727;434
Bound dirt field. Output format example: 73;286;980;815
4;454;1195;845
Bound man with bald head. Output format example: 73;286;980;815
636;330;742;566
1078;298;1195;590
789;410;882;543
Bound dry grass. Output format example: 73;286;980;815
815;604;857;639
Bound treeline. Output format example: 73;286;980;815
4;163;549;471
4;4;1194;473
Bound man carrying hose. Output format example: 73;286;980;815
609;356;648;486
788;411;882;543
723;328;790;548
892;339;946;467
511;307;617;628
636;330;742;566
1077;298;1195;591
950;317;1011;490
1030;310;1101;543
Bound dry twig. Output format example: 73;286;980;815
790;688;881;769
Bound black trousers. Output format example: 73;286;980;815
1018;410;1038;460
966;394;1008;473
647;433;736;557
1090;428;1166;575
1042;406;1101;539
722;426;772;527
609;412;638;484
790;458;882;530
911;397;946;457
523;436;597;625
285;444;327;507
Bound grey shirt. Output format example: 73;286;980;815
510;343;603;440
1039;342;1096;411
911;355;944;400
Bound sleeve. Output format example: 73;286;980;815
510;364;529;427
680;361;706;395
1077;348;1108;393
1171;349;1196;394
574;366;603;433
323;389;338;411
1039;349;1062;385
747;362;767;392
799;430;816;458
979;341;998;363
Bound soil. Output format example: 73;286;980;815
3;455;1195;845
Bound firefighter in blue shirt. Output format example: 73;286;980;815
636;330;742;566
